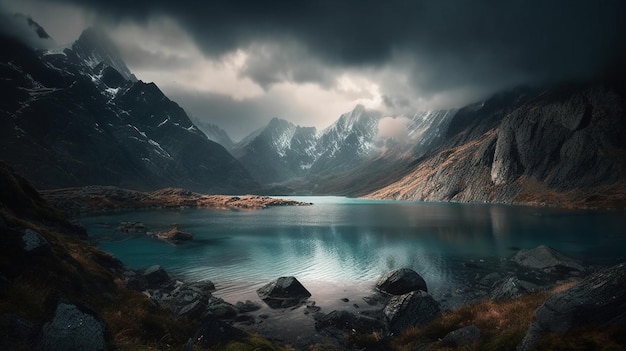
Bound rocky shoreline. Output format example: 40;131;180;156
112;245;625;350
41;186;312;215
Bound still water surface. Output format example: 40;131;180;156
80;197;626;306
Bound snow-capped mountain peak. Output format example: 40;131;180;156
72;28;137;82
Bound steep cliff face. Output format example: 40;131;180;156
0;25;257;193
367;83;626;208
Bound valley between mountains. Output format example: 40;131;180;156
1;12;626;351
1;18;625;208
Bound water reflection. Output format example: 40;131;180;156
81;198;626;303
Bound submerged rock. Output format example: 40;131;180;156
383;290;440;333
39;301;109;351
116;221;147;233
376;268;428;295
512;245;584;272
257;276;311;308
152;225;193;244
519;262;626;350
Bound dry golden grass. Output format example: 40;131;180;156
391;282;580;351
515;177;626;209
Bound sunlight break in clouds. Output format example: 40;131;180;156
107;17;388;132
110;18;264;100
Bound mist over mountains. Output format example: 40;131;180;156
1;15;624;207
0;17;256;193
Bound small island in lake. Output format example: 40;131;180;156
41;186;312;215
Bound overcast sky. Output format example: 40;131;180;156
2;0;625;140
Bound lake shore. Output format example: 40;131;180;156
41;186;312;215
124;245;624;350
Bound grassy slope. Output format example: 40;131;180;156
0;162;286;350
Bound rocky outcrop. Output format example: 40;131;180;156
152;225;193;244
519;262;626;350
42;186;312;215
490;276;542;301
383;290;440;333
257;276;311;308
375;268;428;295
38;301;110;351
21;228;50;253
367;83;626;208
0;27;258;193
512;245;585;272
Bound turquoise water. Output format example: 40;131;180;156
80;197;626;305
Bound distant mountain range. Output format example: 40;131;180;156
1;16;624;207
231;105;456;185
0;18;257;193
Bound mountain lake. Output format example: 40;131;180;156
79;197;626;327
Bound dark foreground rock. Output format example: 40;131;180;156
38;301;110;351
519;262;626;350
21;228;51;253
383;290;440;334
257;276;311;308
376;268;428;295
512;245;585;272
443;325;481;347
184;314;246;349
315;310;383;334
143;265;174;289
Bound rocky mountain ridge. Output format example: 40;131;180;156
0;20;257;193
233;104;457;186
367;82;626;208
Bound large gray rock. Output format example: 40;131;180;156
39;302;109;351
21;228;51;253
512;245;584;272
143;265;173;289
376;268;428;295
519;262;626;350
152;280;216;319
257;276;311;308
383;290;440;333
490;276;542;300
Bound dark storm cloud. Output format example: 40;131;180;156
46;0;626;92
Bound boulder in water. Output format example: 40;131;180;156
376;268;428;295
512;245;584;272
257;276;311;308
